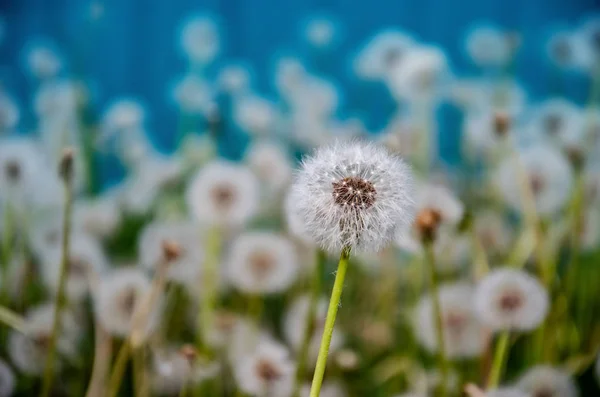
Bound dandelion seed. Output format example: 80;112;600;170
516;365;579;397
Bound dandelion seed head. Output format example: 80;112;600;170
516;365;578;397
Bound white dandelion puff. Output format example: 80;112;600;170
226;232;299;294
233;94;278;137
274;57;307;100
473;210;512;256
353;30;415;80
474;268;549;332
415;281;487;358
218;64;251;96
25;42;63;79
73;196;122;239
0;90;19;132
465;25;513;68
414;181;464;227
172;74;214;115
516;365;578;397
186;160;259;228
245;141;293;194
0;358;15;397
179;15;220;65
304;17;336;48
290;140;414;253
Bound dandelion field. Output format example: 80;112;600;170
0;5;600;397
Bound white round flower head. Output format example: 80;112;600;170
304;17;336;48
233;337;295;397
8;303;81;375
139;221;204;284
354;30;415;80
473;210;512;255
466;26;512;68
546;31;587;69
527;98;584;148
464;110;513;157
284;188;315;246
474;268;549;331
245;141;293;193
414;181;464;227
180;15;220;64
300;380;346;397
0;137;44;202
233;94;277;136
487;388;530;397
386;45;449;102
516;365;578;397
415;282;486;358
494;144;573;217
291;140;413;254
41;234;108;301
431;229;472;274
0;358;15;397
172;74;214;115
101;98;145;137
150;346;194;395
377;112;434;160
226;232;299;294
274;57;307;100
579;17;600;68
283;295;344;366
186;160;259;228
73;196;122;239
287;75;339;119
0;90;19;132
218;64;251;95
26;42;63;79
95;267;160;338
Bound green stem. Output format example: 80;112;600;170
424;242;448;397
198;227;221;356
308;248;350;397
1;201;13;307
133;346;146;397
487;331;510;388
40;175;74;397
293;249;326;397
107;340;132;397
0;305;27;333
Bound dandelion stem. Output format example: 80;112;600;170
198;227;221;356
107;340;132;397
41;165;74;397
293;249;326;397
487;331;510;388
0;305;27;333
132;346;147;397
0;200;13;309
424;242;448;397
309;248;350;397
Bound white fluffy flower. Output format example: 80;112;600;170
233;337;295;397
414;181;464;227
8;303;81;375
465;26;512;68
487;388;529;397
101;98;145;136
473;210;512;255
26;43;63;79
139;221;203;284
0;137;44;203
305;17;336;48
415;282;486;358
274;57;307;99
233;94;277;136
0;358;15;397
546;31;588;69
95;268;160;338
186;160;259;228
464;110;513;157
354;30;414;80
73;196;121;239
218;64;251;95
516;365;578;397
172;74;214;115
474;268;549;331
245;141;293;193
226;232;299;294
283;295;344;366
527;99;584;148
494;144;573;217
287;76;339;119
378;112;437;160
41;234;108;301
290;140;413;253
0;90;19;132
180;16;220;64
449;78;527;116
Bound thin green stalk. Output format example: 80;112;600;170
0;305;27;333
41;168;74;397
309;248;350;397
107;340;132;397
424;242;448;397
0;201;13;307
133;346;147;397
293;249;326;397
198;227;221;356
487;331;510;388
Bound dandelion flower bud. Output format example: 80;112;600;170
415;208;442;243
493;111;511;137
290;140;413;253
59;147;75;182
162;240;182;263
179;344;199;365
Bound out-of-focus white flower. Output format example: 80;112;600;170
284;189;315;246
226;232;298;294
527;99;584;148
577;17;600;69
0;358;15;397
415;282;486;358
487;388;529;397
386;45;449;102
173;74;214;115
233;337;295;397
288;114;361;150
354;30;414;80
414;182;464;227
287;75;339;119
186;160;259;228
180;16;220;65
218;64;251;96
516;365;578;397
290;140;414;253
473;210;512;256
41;234;108;301
377;112;429;159
474;268;549;331
0;137;44;203
300;380;346;397
101;98;145;136
26;42;63;79
73;196;121;239
465;26;512;68
494;144;573;217
283;295;344;366
305;17;336;48
464;110;513;157
546;30;588;69
449;78;527;117
95;267;160;338
139;221;203;284
275;57;307;100
0;90;19;132
8;303;81;375
245;141;293;193
233;94;278;136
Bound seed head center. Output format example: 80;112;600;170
332;176;377;209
